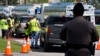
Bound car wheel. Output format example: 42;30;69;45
61;44;66;52
40;39;44;47
40;33;44;47
44;43;51;52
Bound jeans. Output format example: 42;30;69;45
31;31;40;47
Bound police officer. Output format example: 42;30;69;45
60;3;99;56
1;15;9;39
28;15;41;49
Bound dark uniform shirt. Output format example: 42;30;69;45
60;16;99;46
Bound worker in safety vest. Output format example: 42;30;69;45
1;15;9;39
28;15;41;49
7;15;15;37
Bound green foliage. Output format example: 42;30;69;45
0;0;99;9
0;0;18;5
40;0;48;3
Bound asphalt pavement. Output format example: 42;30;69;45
0;38;34;56
0;37;65;56
0;38;100;56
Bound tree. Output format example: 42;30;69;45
0;0;6;5
8;0;18;5
0;0;18;5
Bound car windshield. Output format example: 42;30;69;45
19;16;33;23
20;17;29;23
84;16;90;21
47;16;73;24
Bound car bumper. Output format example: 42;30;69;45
48;38;66;45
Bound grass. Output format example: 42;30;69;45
0;38;22;53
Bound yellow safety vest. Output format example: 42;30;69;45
25;22;30;36
8;18;14;28
15;21;20;27
1;19;9;30
29;18;41;32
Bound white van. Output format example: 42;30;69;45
66;3;95;25
3;6;15;16
27;4;45;25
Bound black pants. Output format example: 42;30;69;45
65;48;91;56
2;29;9;39
65;44;94;56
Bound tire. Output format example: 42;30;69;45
40;33;44;47
40;40;44;47
61;44;66;52
44;43;51;52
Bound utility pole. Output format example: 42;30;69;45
6;0;8;6
18;0;21;5
24;0;26;4
12;0;13;5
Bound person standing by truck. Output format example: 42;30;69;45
8;16;14;29
28;15;41;49
60;3;99;56
7;15;15;37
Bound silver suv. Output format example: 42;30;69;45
14;15;33;38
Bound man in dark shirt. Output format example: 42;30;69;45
60;3;99;56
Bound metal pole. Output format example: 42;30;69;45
12;0;13;5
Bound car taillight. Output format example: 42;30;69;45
48;28;51;34
45;27;51;35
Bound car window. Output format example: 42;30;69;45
83;16;90;21
20;17;32;23
20;18;28;23
47;16;73;24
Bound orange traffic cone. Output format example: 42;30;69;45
21;38;28;53
96;39;100;50
27;36;30;51
4;39;12;56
